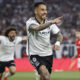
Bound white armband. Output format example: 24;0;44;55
55;41;60;46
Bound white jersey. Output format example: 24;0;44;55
0;36;22;61
26;17;60;56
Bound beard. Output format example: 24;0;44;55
41;14;47;20
37;13;47;20
9;36;15;41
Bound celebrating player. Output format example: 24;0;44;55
26;2;63;80
0;27;27;80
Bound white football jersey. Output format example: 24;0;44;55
26;17;60;56
0;36;22;61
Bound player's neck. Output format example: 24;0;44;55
8;37;14;42
35;16;44;24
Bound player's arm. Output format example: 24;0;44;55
29;16;62;31
53;32;63;50
16;36;28;44
0;36;5;43
56;32;63;43
22;36;28;41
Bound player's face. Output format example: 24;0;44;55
35;4;47;21
8;31;16;41
76;31;80;39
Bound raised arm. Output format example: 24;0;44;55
22;36;28;41
16;36;28;44
29;16;63;31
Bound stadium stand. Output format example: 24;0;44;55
0;0;80;58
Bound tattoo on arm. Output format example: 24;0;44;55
56;32;63;43
29;21;52;31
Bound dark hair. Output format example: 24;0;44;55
34;2;46;9
4;27;17;37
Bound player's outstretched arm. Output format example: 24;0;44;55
22;36;28;41
29;16;63;31
51;16;63;24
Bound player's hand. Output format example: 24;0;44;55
53;45;60;50
51;16;63;24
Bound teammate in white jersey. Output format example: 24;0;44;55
26;2;63;80
0;27;27;80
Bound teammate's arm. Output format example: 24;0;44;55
29;16;62;31
22;36;28;41
16;36;28;44
0;36;5;42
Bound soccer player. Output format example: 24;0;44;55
26;2;63;80
0;27;28;80
72;29;80;70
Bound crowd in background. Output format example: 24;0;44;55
0;0;80;44
0;0;80;58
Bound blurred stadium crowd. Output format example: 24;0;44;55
0;0;80;44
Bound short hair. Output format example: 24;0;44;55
4;27;17;37
34;2;46;9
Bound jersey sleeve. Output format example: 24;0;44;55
0;36;5;42
26;18;38;30
16;36;23;44
50;24;60;34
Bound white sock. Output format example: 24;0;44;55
35;71;39;80
5;72;11;78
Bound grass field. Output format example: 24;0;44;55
3;71;80;80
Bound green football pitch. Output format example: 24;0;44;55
3;71;80;80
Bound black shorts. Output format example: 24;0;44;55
0;60;15;73
30;55;53;74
